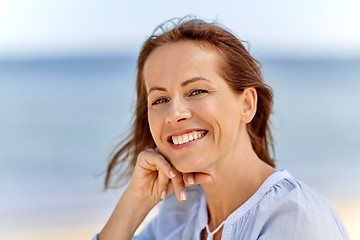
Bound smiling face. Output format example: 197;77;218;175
143;41;248;173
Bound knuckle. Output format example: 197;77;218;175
137;150;148;160
137;149;157;162
172;175;184;186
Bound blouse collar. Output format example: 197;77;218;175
196;170;292;228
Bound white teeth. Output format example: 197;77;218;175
171;131;206;145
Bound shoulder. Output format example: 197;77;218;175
253;172;350;239
133;185;203;240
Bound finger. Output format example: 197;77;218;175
170;168;187;202
157;170;170;200
182;173;195;187
153;148;175;177
165;180;175;198
193;173;213;185
137;149;174;179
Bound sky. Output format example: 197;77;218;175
0;0;359;59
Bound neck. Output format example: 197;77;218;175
201;146;275;231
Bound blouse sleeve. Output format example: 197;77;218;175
255;179;350;240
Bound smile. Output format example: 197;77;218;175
170;130;208;145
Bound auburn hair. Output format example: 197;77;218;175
105;17;275;188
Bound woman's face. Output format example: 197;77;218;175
143;41;246;173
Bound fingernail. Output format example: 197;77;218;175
160;191;167;199
180;191;186;201
170;171;175;178
188;176;194;185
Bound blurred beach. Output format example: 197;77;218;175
0;57;359;239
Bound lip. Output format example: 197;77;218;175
166;129;208;149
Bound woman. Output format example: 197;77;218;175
95;18;349;240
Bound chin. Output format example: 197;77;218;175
159;146;209;172
169;156;204;173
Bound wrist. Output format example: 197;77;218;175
99;189;155;240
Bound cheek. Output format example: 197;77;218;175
147;111;163;144
195;96;237;121
199;97;241;133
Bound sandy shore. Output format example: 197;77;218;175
1;223;99;240
330;198;360;239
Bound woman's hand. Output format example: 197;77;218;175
127;148;212;206
99;148;212;240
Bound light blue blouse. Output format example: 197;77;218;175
94;170;349;240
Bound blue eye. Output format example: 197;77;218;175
190;89;207;96
152;98;168;105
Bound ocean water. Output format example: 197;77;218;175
0;57;359;238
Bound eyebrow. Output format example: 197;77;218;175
181;77;211;87
147;77;211;95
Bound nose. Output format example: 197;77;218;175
165;98;192;124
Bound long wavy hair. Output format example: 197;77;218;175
105;17;275;188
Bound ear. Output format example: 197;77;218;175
240;87;257;123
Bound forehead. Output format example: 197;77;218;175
143;41;221;89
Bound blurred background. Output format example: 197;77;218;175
1;0;359;239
